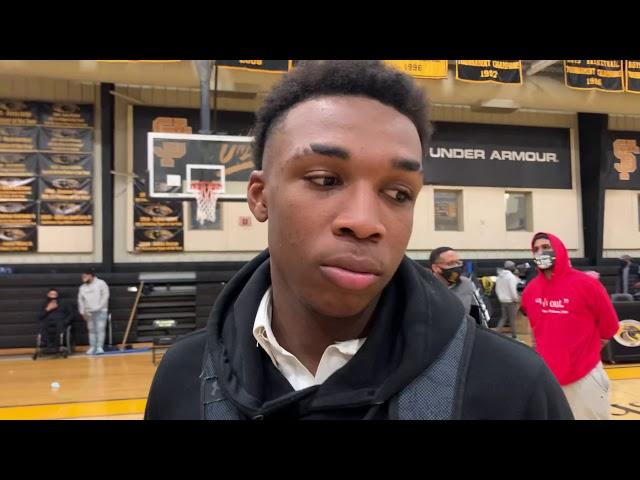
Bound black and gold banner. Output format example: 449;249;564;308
134;179;150;204
97;60;181;63
40;154;92;177
385;60;449;79
217;60;290;73
0;126;39;151
0;176;37;201
0;225;37;252
456;60;522;84
39;201;93;225
134;227;183;252
564;60;624;92
40;176;92;201
606;132;640;189
0;100;39;126
625;60;640;94
134;201;183;228
0;201;37;226
39;103;94;128
39;127;93;153
0;153;38;177
133;179;183;249
0;100;95;252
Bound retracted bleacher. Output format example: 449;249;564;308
128;272;198;363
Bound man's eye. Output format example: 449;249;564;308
383;188;412;203
306;176;339;187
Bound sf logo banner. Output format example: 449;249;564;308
613;139;640;181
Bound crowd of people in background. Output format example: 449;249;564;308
428;231;621;419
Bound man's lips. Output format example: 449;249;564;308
319;256;382;291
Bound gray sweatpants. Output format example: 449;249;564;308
496;302;519;338
561;362;611;420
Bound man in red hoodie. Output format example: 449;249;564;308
521;232;619;419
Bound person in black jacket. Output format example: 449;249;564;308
38;289;73;350
145;60;573;420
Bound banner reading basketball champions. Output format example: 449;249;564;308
456;60;523;84
626;61;640;93
564;60;624;92
423;122;572;188
385;61;449;79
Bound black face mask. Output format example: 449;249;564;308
440;266;463;285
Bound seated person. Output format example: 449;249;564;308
38;289;73;350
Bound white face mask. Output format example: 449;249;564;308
533;250;555;270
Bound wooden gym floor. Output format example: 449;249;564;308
0;340;639;420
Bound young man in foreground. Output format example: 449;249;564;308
145;60;572;420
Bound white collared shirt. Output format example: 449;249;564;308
252;287;366;391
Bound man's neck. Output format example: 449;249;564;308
269;273;378;375
543;269;553;280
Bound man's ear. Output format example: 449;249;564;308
247;170;268;222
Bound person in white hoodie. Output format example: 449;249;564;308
495;260;521;339
78;269;110;355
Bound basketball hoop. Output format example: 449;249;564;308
191;181;223;225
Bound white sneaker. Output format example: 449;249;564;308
86;348;96;355
96;348;105;355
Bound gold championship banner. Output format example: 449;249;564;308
564;60;624;92
385;60;448;79
456;60;522;84
97;60;181;63
625;61;640;94
0;225;36;252
217;60;290;73
0;201;37;226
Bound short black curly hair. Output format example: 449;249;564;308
252;60;432;170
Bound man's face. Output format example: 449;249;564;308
248;96;424;317
47;290;58;301
431;250;463;285
431;250;462;277
533;238;555;270
81;273;92;284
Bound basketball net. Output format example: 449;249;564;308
191;181;223;225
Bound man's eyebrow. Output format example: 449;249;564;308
392;158;422;172
309;143;350;160
291;144;422;173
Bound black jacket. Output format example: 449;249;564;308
38;301;73;326
146;251;573;420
